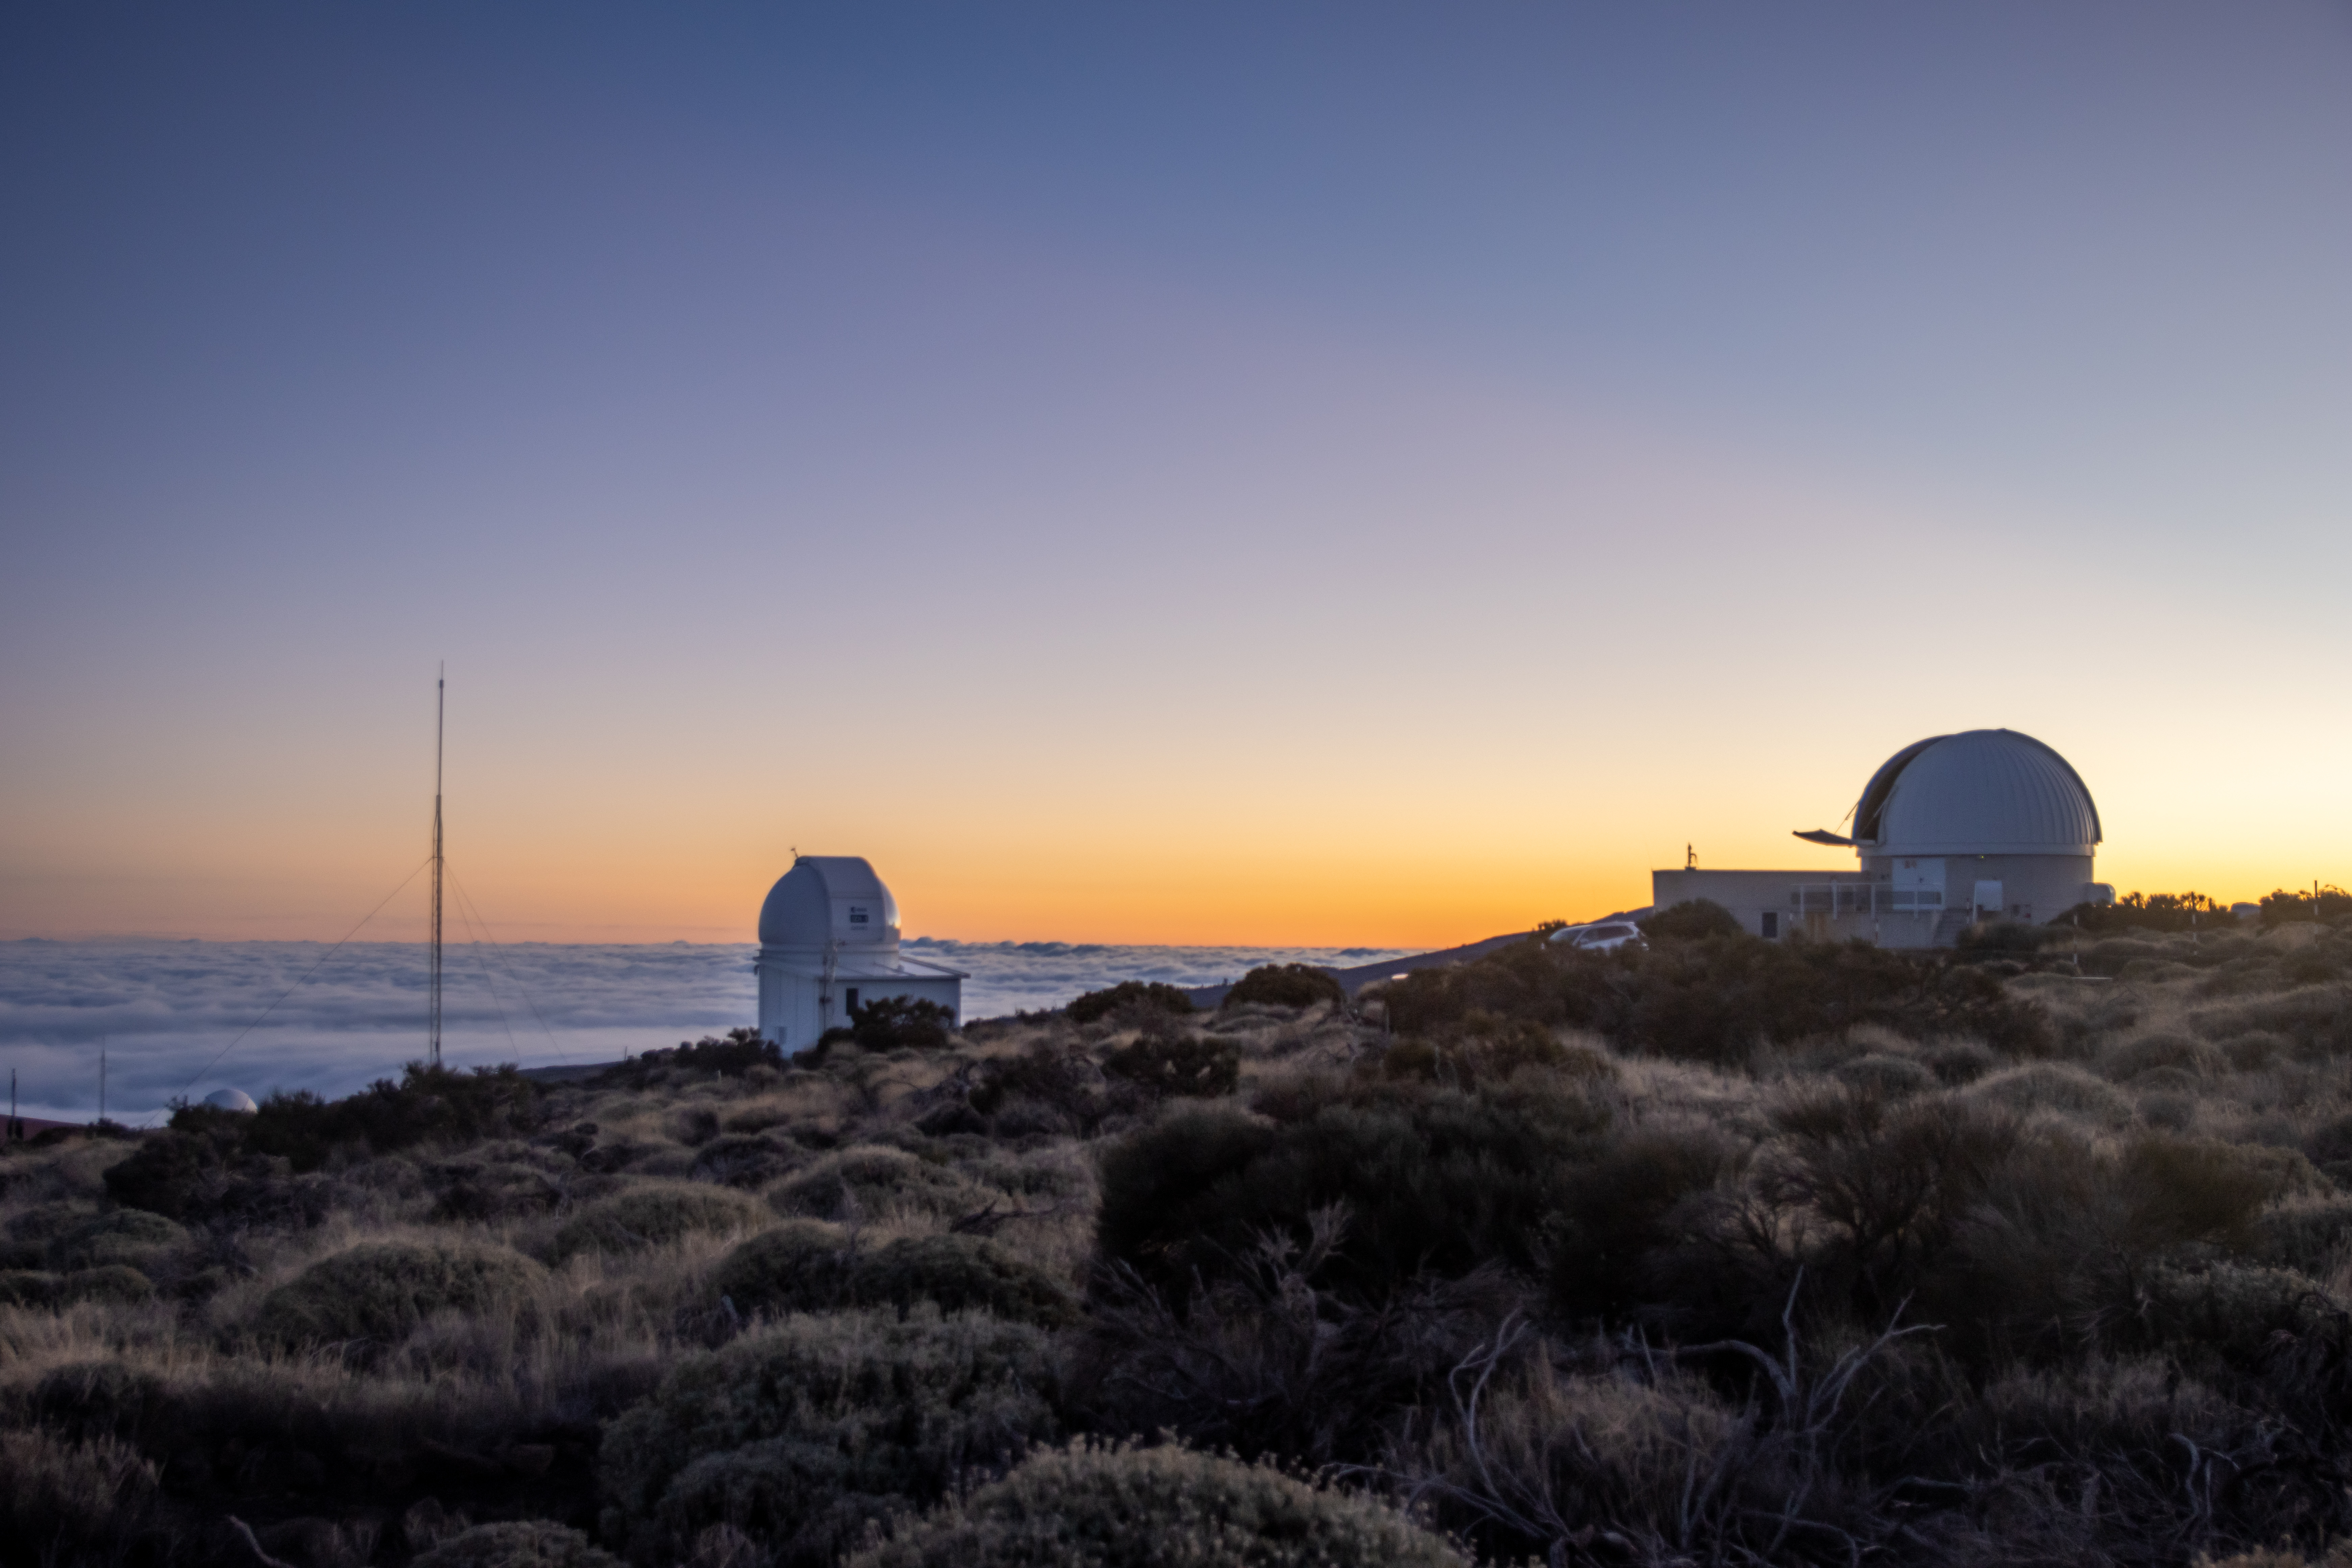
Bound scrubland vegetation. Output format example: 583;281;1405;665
10;903;2352;1566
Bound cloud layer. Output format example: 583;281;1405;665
0;937;1409;1121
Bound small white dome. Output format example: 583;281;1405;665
202;1087;258;1113
757;856;901;948
1853;729;2100;857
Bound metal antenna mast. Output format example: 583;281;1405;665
430;668;444;1068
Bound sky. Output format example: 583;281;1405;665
4;2;2349;949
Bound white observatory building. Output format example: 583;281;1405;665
754;856;966;1048
1651;729;2114;948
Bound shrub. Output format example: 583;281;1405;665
1379;1016;1613;1092
107;1063;542;1205
549;1182;771;1263
1382;932;2052;1064
247;1063;543;1171
252;1241;546;1347
2100;1032;2225;1083
820;997;957;1053
0;1430;159;1568
44;1210;187;1272
2056;890;2235;934
0;1270;58;1306
599;1029;785;1088
852;1235;1079;1328
707;1220;856;1317
1549;1125;1744;1323
1757;1087;2024;1317
1101;1033;1240;1101
846;1441;1468;1568
689;1132;802;1189
57;1265;153;1304
1222;964;1344;1012
1830;1053;1935;1098
412;1521;622;1568
1068;981;1196;1026
598;1310;1061;1568
1967;1062;2135;1127
969;1042;1107;1133
1640;899;1742;942
2259;886;2352;927
2135;1259;2334;1369
1097;1080;1610;1299
768;1147;984;1224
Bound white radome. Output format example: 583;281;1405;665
202;1087;259;1113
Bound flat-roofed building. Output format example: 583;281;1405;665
754;856;966;1048
1652;729;2113;947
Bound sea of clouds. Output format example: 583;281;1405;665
0;937;1414;1123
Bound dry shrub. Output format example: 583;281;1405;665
549;1182;771;1263
1076;1209;1520;1465
706;1220;855;1317
1966;1062;2136;1128
687;1133;803;1189
412;1520;622;1568
2102;1032;2227;1083
1923;1131;2315;1365
768;1146;983;1224
2137;1258;2336;1369
1098;1080;1608;1301
848;1441;1467;1568
2257;1198;2352;1276
1548;1124;1744;1323
43;1210;187;1272
851;1235;1078;1328
1963;1355;2352;1560
1831;1053;1936;1097
1377;1016;1615;1092
1223;964;1346;1011
1387;1306;1929;1566
707;1225;1075;1327
1101;1032;1242;1100
0;1428;159;1567
2200;988;2352;1061
251;1240;547;1348
597;1309;1061;1568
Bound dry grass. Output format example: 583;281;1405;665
13;922;2352;1566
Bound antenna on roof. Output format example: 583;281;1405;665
1686;843;1697;871
430;666;444;1069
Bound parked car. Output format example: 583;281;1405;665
1547;921;1645;954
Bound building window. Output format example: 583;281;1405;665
845;987;860;1013
1761;912;1779;939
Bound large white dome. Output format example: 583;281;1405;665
757;856;901;949
1852;729;2100;857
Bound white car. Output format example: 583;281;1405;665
1548;921;1644;954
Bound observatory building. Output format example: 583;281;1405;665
754;856;966;1048
1651;729;2114;948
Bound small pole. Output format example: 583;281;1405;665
99;1042;107;1128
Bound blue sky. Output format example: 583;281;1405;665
5;3;2349;945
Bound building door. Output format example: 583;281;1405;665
1760;912;1779;939
1972;881;2004;919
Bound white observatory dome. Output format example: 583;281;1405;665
757;856;901;949
1852;729;2100;858
202;1087;258;1113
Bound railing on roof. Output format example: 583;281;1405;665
1789;883;1943;915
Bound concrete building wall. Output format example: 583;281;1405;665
756;961;962;1049
1652;854;2103;949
